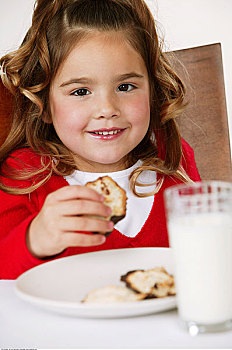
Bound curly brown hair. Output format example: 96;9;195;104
0;0;191;195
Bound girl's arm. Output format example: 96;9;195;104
0;189;46;279
0;149;113;279
0;185;111;279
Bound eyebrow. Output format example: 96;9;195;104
114;72;145;82
59;78;94;88
59;72;144;88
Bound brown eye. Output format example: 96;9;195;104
72;88;90;96
117;84;135;92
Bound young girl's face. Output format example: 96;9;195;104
49;31;150;172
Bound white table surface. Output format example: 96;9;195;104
1;280;232;349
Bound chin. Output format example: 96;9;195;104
93;157;127;170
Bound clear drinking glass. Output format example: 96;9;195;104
164;181;232;335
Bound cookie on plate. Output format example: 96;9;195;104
82;285;146;303
121;266;176;298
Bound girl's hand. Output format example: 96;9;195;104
27;185;113;258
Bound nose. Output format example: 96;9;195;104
94;93;120;119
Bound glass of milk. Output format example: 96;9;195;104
164;181;232;334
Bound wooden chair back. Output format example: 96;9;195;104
0;80;12;146
173;43;232;181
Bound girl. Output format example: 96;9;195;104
0;0;200;279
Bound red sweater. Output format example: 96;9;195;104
0;139;200;279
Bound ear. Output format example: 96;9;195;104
41;111;53;124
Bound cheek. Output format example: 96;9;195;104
50;99;87;131
126;94;150;127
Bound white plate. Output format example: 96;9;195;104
15;247;176;318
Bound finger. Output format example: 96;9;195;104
55;200;111;217
60;216;114;233
46;185;104;204
63;232;106;247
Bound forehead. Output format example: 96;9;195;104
54;31;147;80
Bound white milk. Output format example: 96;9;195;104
168;212;232;324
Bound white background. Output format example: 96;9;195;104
0;0;231;154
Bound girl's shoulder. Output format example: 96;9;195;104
4;147;43;169
181;138;196;166
0;148;54;191
181;138;201;181
181;138;195;162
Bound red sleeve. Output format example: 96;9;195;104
0;149;68;279
181;138;201;182
0;183;45;279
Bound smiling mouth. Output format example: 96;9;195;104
90;129;123;135
87;128;126;141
